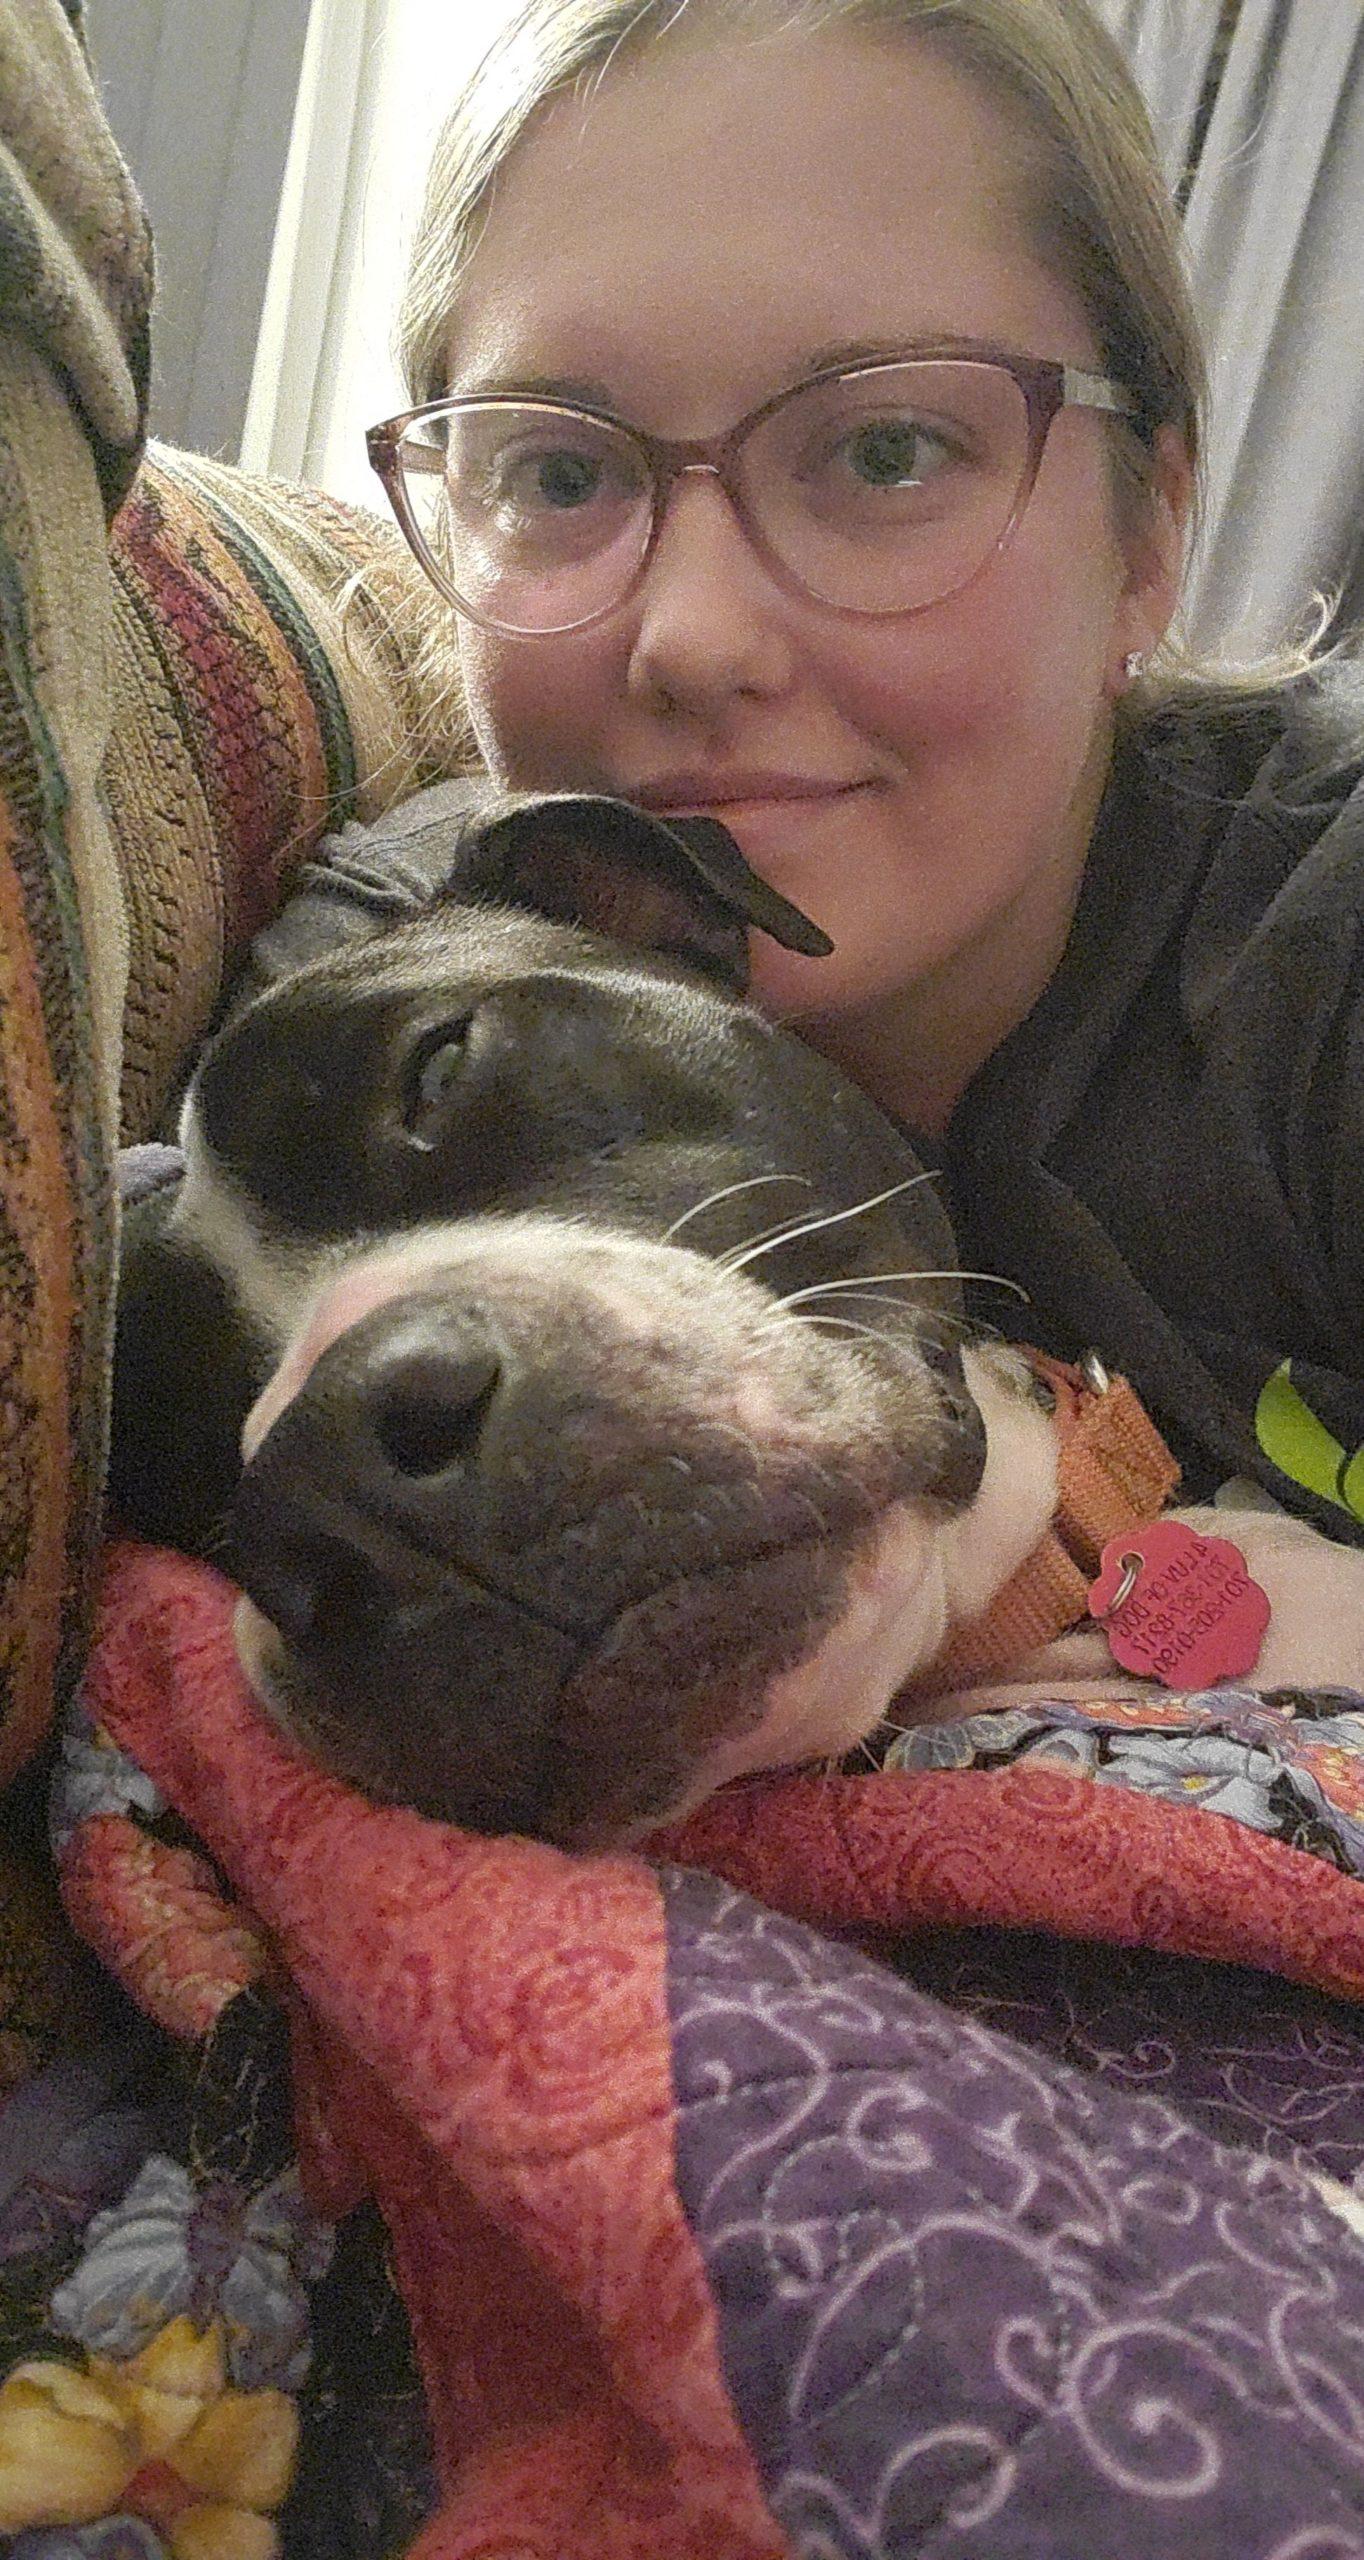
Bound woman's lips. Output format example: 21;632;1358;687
634;776;875;812
653;780;880;847
633;779;879;843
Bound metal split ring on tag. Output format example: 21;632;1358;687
1092;1547;1142;1619
1087;1521;1271;1688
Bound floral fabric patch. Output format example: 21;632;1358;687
884;1684;1364;1877
0;1707;438;2559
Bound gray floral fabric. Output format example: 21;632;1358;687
884;1684;1364;1880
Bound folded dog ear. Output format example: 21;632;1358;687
445;793;834;993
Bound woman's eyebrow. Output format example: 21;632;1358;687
447;339;1000;409
800;334;993;372
445;369;616;404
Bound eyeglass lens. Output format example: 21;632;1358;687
396;360;1035;631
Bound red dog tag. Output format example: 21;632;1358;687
1087;1520;1270;1688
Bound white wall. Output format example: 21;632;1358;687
242;0;521;513
87;0;311;455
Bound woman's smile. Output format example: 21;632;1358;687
629;771;877;811
628;771;884;861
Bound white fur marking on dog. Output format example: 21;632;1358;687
672;1347;1060;1802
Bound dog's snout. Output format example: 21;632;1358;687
365;1323;503;1480
227;1298;515;1657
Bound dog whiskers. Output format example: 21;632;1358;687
718;1206;846;1267
662;1172;812;1246
924;1306;1001;1345
848;1734;887;1772
765;1311;907;1358
795;1310;895;1336
767;1267;1030;1316
693;1412;774;1472
719;1169;943;1273
871;1710;932;1741
777;1285;928;1324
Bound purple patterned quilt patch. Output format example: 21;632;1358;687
663;1863;1364;2559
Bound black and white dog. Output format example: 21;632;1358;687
110;795;1059;1847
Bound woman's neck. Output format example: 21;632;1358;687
799;962;1040;1139
804;797;1106;1137
804;727;1115;1137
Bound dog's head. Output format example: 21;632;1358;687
113;793;1050;1846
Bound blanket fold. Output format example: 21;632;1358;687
43;1535;1364;2558
72;1540;789;2560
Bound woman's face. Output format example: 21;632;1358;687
445;31;1183;1122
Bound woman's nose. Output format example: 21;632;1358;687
625;467;797;716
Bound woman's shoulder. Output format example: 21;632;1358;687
1127;656;1364;837
1115;657;1364;1051
1064;657;1364;1069
1280;653;1364;782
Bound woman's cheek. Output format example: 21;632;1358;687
827;598;1035;747
456;622;534;781
456;623;614;787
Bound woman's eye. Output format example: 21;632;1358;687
487;443;635;517
402;1022;472;1144
840;416;953;487
511;447;604;510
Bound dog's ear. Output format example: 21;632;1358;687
442;793;833;993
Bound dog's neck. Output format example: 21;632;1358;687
674;1349;1060;1809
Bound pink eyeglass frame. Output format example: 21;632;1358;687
366;340;1143;635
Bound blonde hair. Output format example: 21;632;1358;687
385;0;1321;744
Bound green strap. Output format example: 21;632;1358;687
1254;1360;1364;1523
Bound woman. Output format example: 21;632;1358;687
326;0;1364;1537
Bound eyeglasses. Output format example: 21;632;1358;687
366;345;1140;637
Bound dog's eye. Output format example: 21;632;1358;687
401;1019;473;1146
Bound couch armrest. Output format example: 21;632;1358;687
0;0;471;1804
109;446;473;1140
0;0;153;1792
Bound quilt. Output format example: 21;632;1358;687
4;1538;1364;2557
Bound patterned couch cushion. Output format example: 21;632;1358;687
0;0;154;1812
0;0;468;1867
106;447;466;1143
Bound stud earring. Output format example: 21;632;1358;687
1122;649;1147;684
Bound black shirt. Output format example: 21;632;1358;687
946;667;1364;1536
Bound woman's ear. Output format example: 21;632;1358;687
1110;425;1196;688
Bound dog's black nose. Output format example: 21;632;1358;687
226;1298;517;1653
225;1297;589;1785
363;1323;503;1479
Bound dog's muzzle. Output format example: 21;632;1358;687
223;1238;984;1846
